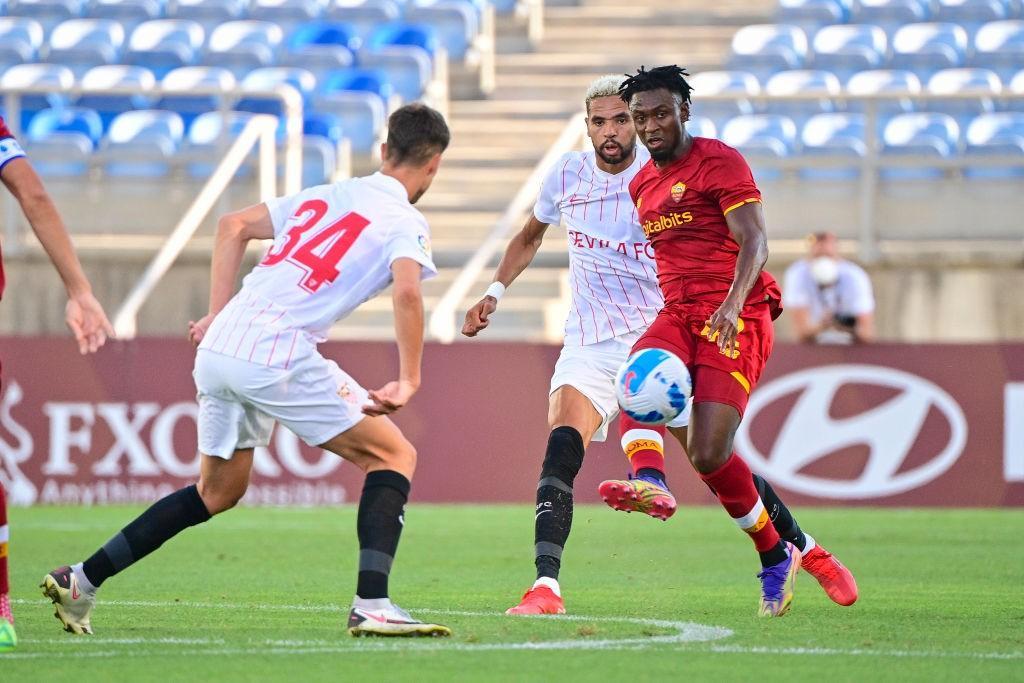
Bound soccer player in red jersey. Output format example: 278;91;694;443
619;66;857;616
0;116;114;650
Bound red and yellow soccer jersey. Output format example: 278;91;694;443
629;137;781;314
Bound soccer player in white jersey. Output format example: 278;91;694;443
41;104;454;638
462;76;686;615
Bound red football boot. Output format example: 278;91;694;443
505;586;565;615
802;545;858;606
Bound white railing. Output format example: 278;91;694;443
110;113;281;338
427;112;585;343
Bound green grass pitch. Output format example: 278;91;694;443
4;504;1023;681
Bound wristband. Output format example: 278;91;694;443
484;282;506;301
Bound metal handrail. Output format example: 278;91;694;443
427;113;585;343
110;114;281;339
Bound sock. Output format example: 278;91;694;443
701;454;787;567
753;474;809;552
534;426;585;581
81;484;211;588
532;576;561;597
356;470;410;600
0;483;8;597
620;418;667;479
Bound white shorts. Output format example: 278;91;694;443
549;331;691;443
193;348;369;459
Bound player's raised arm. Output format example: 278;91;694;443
462;214;550;337
364;256;424;416
708;201;769;356
188;202;274;345
0;156;113;354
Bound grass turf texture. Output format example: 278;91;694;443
4;505;1023;681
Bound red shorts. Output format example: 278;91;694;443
632;301;775;417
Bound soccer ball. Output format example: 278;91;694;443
615;348;692;425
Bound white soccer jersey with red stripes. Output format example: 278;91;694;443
534;147;662;346
200;172;437;368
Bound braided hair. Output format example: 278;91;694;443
618;65;693;105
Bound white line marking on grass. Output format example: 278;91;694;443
705;644;1024;661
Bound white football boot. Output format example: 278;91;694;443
347;599;450;637
41;566;96;635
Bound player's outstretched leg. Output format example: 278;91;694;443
598;417;677;521
0;484;15;652
507;426;586;615
754;475;857;606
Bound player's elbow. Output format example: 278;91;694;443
216;212;247;242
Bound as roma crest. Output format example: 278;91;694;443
670;182;686;202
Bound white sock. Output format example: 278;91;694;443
801;533;816;554
533;576;561;597
353;596;391;611
71;563;97;594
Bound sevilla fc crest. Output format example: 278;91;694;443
670;182;686;202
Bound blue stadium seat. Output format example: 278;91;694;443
812;24;888;79
166;0;245;32
890;22;969;77
45;18;126;75
686;115;717;139
688;70;760;125
0;18;45;73
971;20;1024;81
85;0;164;32
324;0;400;38
204;20;284;77
77;64;157;128
720;114;798;181
934;0;1009;28
852;0;932;33
405;2;477;60
6;0;86;33
763;69;842;123
313;75;386;152
728;24;809;82
366;22;439;56
124;19;204;78
964;111;1024;177
777;0;850;30
182;109;254;177
881;112;960;178
926;67;1002;126
303;109;342;142
24;106;102;175
102;108;184;176
800;112;867;179
1011;68;1024;92
845;69;922;116
248;0;328;31
157;66;237;129
358;45;431;103
280;21;358;77
236;66;317;116
0;63;76;124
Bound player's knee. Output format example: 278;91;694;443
197;478;248;515
686;441;729;475
541;426;585;485
370;437;416;477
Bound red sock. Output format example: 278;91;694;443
700;454;781;552
620;417;666;476
0;483;8;595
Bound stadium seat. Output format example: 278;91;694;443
102;108;184;176
720;114;799;180
24;106;102;175
852;0;932;33
881;111;961;178
963;111;1024;177
728;24;809;82
319;66;392;99
85;0;164;32
45;18;126;76
687;70;760;125
182;109;254;177
0;18;45;73
777;0;850;30
204;20;284;77
763;69;842;123
845;69;922;117
0;63;76;125
971;20;1024;81
166;0;246;32
800;112;867;179
358;46;431;103
405;2;477;60
6;0;86;33
279;21;358;77
324;0;401;38
124;19;204;78
366;22;440;56
77;64;157;128
1011;68;1024;92
156;65;236;128
248;0;328;31
890;22;969;76
236;66;317;117
812;24;888;79
686;115;717;139
313;77;386;152
926;67;1002;125
934;0;1009;27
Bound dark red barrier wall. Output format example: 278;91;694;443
0;338;1020;506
